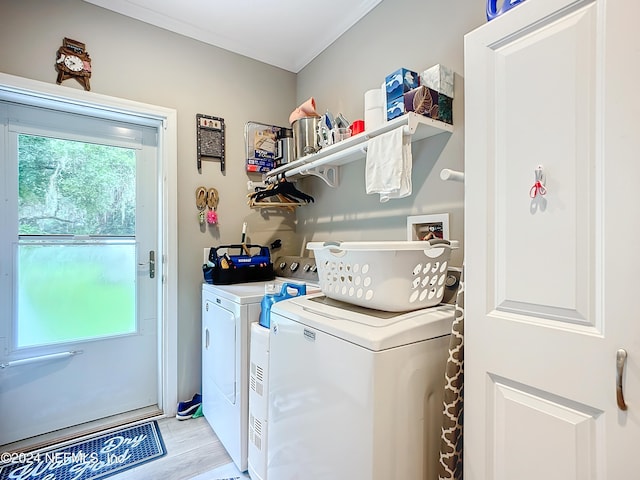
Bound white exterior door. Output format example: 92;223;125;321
464;0;640;478
0;98;160;445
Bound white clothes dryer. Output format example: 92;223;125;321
266;293;456;480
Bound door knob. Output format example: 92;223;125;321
616;349;628;411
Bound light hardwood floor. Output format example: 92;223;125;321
109;416;234;480
2;414;236;480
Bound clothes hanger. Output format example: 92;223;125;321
247;194;303;212
249;179;314;204
273;179;315;203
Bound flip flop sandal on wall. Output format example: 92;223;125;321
206;188;219;225
195;186;207;225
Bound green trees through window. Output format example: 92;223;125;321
18;134;136;236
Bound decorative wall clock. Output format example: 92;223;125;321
55;37;92;91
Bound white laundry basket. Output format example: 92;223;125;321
307;240;458;312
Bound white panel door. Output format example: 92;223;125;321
464;0;640;478
0;101;160;445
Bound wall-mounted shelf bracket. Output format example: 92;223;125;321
300;164;339;187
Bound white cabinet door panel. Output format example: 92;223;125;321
492;376;601;480
494;3;596;326
465;0;640;477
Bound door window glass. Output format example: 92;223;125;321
18;135;136;236
16;134;137;348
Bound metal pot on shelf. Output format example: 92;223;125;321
291;116;320;160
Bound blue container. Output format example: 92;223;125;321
259;282;307;328
486;0;526;20
385;68;420;102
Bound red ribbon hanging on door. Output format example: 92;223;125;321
529;180;547;198
530;166;547;198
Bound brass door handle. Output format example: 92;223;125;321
616;349;628;411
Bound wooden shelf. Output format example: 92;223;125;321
263;113;453;187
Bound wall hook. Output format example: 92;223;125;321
529;165;547;198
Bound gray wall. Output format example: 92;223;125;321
0;0;486;403
296;0;486;269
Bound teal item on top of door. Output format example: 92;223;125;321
259;282;307;328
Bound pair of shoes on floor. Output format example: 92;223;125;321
176;393;202;420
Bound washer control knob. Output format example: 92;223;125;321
302;264;311;273
310;264;318;273
290;262;299;272
279;262;287;270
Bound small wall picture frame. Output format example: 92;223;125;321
407;214;450;241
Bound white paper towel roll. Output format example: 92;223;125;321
364;88;385;131
365;108;384;131
364;89;384;109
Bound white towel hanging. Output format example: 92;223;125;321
365;126;412;202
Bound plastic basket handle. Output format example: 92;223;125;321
307;239;454;255
422;239;453;260
425;238;452;249
320;241;341;248
317;241;347;257
320;239;452;249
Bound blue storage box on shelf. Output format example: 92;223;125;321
385;68;420;100
386;97;406;120
385;68;420;120
203;244;274;285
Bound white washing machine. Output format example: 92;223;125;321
201;255;319;472
265;292;456;480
